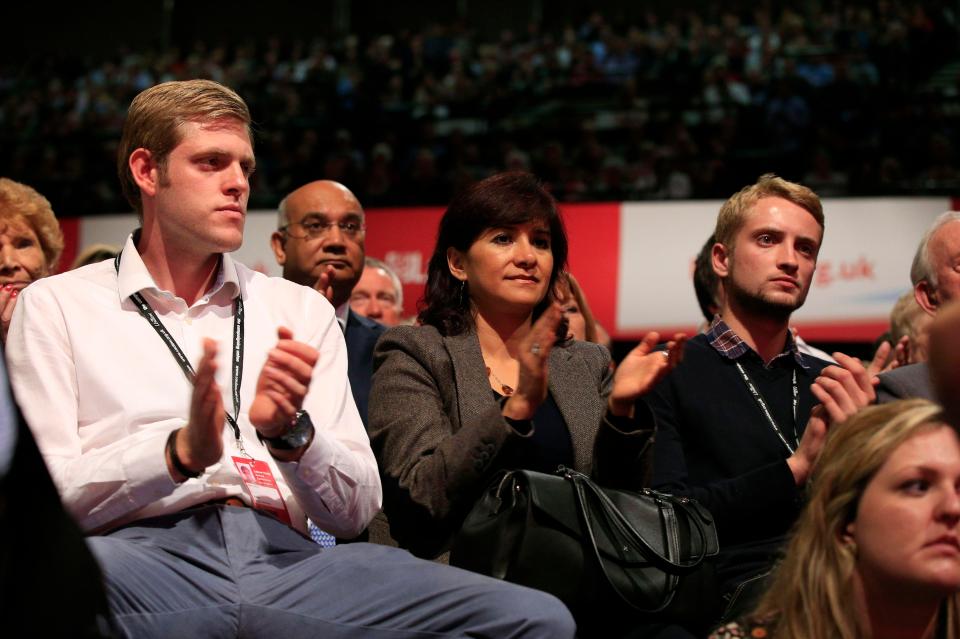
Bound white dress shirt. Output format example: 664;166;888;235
6;235;381;537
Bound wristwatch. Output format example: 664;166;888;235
258;410;315;450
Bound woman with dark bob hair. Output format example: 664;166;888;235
368;172;684;559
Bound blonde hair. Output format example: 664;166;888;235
117;79;252;212
556;272;599;343
754;400;960;639
714;174;824;250
0;178;64;272
889;290;929;344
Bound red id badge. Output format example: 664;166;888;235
231;456;292;526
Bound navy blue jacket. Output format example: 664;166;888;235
345;309;386;428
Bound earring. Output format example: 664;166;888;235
458;280;466;306
842;539;858;558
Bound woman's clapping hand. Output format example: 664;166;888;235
608;332;686;417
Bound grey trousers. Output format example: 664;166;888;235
88;505;575;639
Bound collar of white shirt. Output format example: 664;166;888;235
116;234;241;305
335;301;349;334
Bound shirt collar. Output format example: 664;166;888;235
706;315;808;369
335;301;349;333
116;233;241;304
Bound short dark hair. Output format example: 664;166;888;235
418;172;568;335
693;233;719;322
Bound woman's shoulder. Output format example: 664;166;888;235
373;323;469;370
376;323;446;352
372;325;476;396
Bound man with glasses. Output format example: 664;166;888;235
271;181;384;427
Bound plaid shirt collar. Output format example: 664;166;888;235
705;316;809;369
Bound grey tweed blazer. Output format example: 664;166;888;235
368;324;655;558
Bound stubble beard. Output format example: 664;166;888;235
726;274;807;324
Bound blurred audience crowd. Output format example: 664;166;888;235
1;2;959;215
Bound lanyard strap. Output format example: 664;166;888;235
734;362;798;455
115;252;249;455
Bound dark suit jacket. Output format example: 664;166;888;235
0;356;115;637
368;324;655;558
345;309;386;428
876;362;935;403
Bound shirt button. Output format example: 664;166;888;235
185;317;192;325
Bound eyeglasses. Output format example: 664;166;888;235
279;219;365;239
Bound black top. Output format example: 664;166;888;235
645;331;830;591
496;391;575;474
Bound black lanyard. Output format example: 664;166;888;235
115;252;248;456
734;362;799;455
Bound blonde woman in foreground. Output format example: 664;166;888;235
712;399;960;639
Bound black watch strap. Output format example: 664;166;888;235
258;410;315;450
167;429;202;479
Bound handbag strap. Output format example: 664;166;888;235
564;468;710;573
565;468;711;611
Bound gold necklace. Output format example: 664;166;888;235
485;366;515;396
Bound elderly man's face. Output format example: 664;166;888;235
928;221;960;309
350;266;402;326
0;218;48;289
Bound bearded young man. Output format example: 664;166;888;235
645;175;876;624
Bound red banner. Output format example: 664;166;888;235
365;207;445;317
558;203;620;335
56;217;81;274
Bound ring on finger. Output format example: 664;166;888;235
531;343;541;356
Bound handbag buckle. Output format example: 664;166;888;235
557;465;585;481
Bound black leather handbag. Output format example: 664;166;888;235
450;467;719;623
